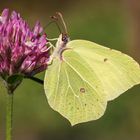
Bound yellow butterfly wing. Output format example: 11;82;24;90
44;39;140;125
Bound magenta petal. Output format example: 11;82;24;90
33;21;43;36
24;61;36;73
0;8;9;23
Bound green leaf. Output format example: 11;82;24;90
44;39;140;125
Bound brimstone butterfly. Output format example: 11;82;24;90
44;33;140;126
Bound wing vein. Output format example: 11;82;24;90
53;62;61;107
64;58;100;97
64;66;85;120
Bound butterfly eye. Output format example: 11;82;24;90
62;34;68;43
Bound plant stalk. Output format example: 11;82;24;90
6;90;14;140
24;76;44;85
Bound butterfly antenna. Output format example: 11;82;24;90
43;20;55;31
56;12;68;34
43;12;68;42
50;15;62;33
43;16;62;34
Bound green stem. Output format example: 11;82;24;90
6;90;14;140
24;76;44;85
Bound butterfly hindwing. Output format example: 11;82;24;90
44;55;107;125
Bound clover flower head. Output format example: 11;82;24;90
0;9;50;80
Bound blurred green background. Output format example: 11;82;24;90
0;0;140;140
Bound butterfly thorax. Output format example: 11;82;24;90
50;34;69;62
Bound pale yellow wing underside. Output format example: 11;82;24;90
44;40;140;125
